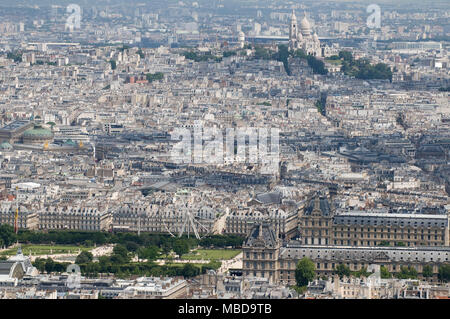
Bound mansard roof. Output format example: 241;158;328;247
303;196;332;217
244;223;278;249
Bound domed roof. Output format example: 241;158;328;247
300;16;310;29
313;33;319;42
23;124;53;139
0;141;12;150
300;13;312;36
63;139;77;146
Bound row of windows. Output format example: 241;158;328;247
39;220;105;225
244;271;275;278
303;229;329;235
279;262;443;271
280;249;449;265
40;225;100;230
331;227;443;234
333;222;446;228
303;221;330;227
333;233;441;240
245;252;275;259
245;261;276;270
331;240;442;246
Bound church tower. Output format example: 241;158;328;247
288;10;322;57
289;10;298;51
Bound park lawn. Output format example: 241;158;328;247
325;59;342;65
181;249;241;261
0;244;93;257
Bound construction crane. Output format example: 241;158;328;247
14;186;19;234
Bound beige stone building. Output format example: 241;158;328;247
300;195;450;247
243;224;450;286
0;204;39;231
242;223;281;284
307;272;450;299
277;243;450;285
111;201;216;235
38;205;112;231
225;206;298;240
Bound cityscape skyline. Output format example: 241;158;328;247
0;0;448;305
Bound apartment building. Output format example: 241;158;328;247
111;202;215;235
0;203;39;230
38;205;112;231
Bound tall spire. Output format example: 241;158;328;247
289;9;299;50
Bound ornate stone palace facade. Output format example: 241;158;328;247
243;223;450;286
300;195;450;247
